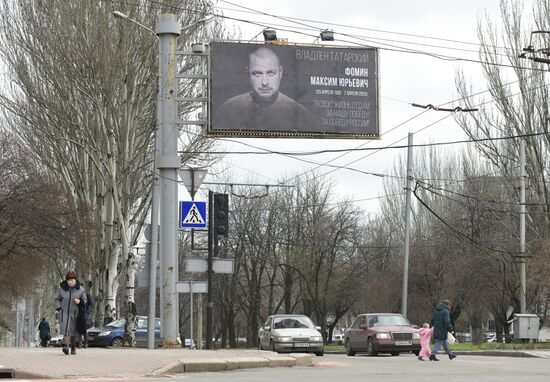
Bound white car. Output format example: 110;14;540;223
47;335;65;347
258;314;324;356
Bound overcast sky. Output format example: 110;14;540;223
192;0;510;214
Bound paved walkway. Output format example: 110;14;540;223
0;347;314;379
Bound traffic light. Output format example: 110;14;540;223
213;193;229;237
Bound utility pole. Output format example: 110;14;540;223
401;132;413;318
519;139;527;313
156;13;181;347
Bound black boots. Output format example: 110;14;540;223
62;346;69;355
449;353;457;360
429;354;439;361
70;337;76;355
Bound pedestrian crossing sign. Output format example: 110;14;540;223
179;201;207;229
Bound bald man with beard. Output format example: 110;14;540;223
216;46;314;132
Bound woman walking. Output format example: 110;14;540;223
429;299;457;361
55;270;87;355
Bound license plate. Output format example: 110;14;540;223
395;341;412;346
294;342;309;347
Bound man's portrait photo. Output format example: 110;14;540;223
213;45;315;133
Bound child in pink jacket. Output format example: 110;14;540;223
417;323;433;361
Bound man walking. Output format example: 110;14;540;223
38;317;50;347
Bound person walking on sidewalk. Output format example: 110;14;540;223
55;270;87;355
429;299;457;361
38;317;50;347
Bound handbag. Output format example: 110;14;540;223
447;331;457;344
76;302;87;335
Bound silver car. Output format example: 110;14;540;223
258;314;324;356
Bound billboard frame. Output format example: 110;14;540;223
206;40;380;140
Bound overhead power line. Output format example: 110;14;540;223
180;131;550;156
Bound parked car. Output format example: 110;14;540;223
258;314;324;356
483;332;496;342
331;333;344;344
344;313;421;356
86;316;161;347
47;335;65;347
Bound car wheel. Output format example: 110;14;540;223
270;339;277;353
367;338;378;356
413;350;420;356
258;339;262;350
345;338;356;356
315;350;324;356
111;337;123;348
391;351;400;356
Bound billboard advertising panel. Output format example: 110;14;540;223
209;42;379;139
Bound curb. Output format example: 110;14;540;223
325;349;549;358
454;350;539;358
1;368;49;380
152;353;313;374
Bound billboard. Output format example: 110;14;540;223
209;42;379;139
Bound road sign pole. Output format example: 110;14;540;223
190;284;193;349
206;191;214;349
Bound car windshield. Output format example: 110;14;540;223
106;319;125;328
369;314;410;327
273;316;314;329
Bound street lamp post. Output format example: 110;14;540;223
114;11;214;347
155;13;181;347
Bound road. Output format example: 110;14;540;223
37;353;550;382
171;353;550;382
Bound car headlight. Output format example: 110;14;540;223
98;331;111;336
412;332;420;339
310;336;322;342
274;336;291;342
375;332;391;339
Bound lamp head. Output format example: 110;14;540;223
112;11;129;19
320;29;334;41
262;28;277;41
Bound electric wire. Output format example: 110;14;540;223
179;131;550;156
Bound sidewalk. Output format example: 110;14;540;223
0;347;314;379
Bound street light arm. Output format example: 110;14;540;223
181;15;216;32
113;11;158;39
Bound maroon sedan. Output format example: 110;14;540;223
344;313;421;356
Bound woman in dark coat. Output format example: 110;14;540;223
429;299;457;361
55;270;87;355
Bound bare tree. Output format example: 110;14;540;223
455;0;550;318
0;0;226;345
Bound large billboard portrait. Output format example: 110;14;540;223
209;42;379;139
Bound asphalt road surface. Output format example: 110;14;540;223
172;353;550;382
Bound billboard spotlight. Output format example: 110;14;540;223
320;29;334;41
263;28;277;41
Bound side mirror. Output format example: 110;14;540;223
315;326;321;331
263;326;271;331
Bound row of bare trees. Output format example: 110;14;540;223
0;0;225;344
192;0;550;345
2;0;550;347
